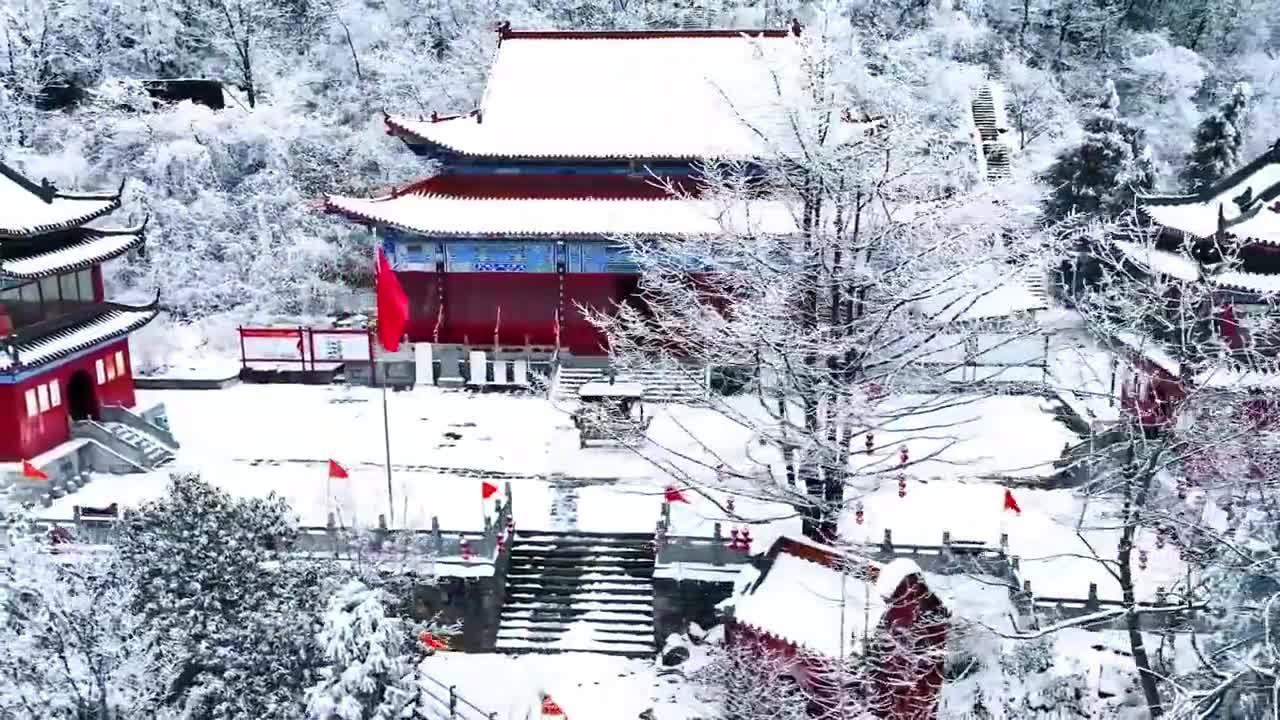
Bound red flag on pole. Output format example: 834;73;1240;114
376;248;409;352
541;694;566;717
664;485;690;504
419;631;450;650
328;460;349;480
1003;488;1021;514
481;481;499;500
21;460;48;480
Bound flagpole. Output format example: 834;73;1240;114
374;228;396;526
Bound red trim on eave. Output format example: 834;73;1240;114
775;536;879;579
497;28;794;40
386;174;700;200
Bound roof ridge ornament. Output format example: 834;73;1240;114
790;18;802;36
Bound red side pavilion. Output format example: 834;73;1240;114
727;535;949;719
0;161;166;474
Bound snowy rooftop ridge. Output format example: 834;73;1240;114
1140;143;1280;246
0;161;124;239
382;27;859;160
0;227;145;279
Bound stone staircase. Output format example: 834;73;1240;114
73;420;176;470
495;530;657;658
552;366;706;403
971;83;1012;181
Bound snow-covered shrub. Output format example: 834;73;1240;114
306;579;425;720
116;473;329;720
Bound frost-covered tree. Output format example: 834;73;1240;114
117;473;328;720
1181;81;1251;193
0;526;173;719
1041;79;1156;222
306;579;424;720
594;19;1037;540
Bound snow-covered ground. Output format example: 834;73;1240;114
419;652;713;719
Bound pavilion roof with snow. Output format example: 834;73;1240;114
383;26;823;164
0;161;156;373
728;535;941;658
1114;143;1280;297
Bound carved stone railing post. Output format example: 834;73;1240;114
431;516;443;555
713;522;724;566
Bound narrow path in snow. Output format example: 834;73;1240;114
232;456;619;484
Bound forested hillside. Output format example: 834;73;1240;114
2;0;1277;368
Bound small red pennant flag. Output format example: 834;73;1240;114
664;485;690;504
541;695;566;716
327;460;349;480
22;460;48;480
1003;488;1021;514
481;481;499;500
420;631;450;650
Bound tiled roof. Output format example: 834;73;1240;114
0;297;159;372
325;175;798;237
383;28;860;160
0;225;145;279
1141;144;1280;246
0;161;124;238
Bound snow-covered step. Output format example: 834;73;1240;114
500;608;653;623
491;637;656;657
495;529;658;658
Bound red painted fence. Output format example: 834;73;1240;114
238;327;373;371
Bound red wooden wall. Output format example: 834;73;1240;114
397;271;640;355
0;338;136;461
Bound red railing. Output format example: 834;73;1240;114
238;326;373;372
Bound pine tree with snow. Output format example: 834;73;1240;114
117;473;329;720
1041;79;1156;222
306;579;424;720
1181;82;1251;193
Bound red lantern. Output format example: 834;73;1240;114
898;445;909;465
740;527;752;553
460;538;472;561
1138;549;1148;570
865;433;874;454
897;478;906;498
729;527;741;551
726;496;735;513
855;501;865;525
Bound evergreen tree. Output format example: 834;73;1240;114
1041;79;1157;222
117;473;328;720
1181;81;1250;192
306;580;424;720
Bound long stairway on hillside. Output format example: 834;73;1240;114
553;366;706;403
495;530;657;657
971;83;1012;181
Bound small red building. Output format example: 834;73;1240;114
0;161;159;467
727;536;949;719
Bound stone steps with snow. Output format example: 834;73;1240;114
494;530;657;658
98;422;176;468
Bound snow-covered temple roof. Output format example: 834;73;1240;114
729;535;931;658
0;161;124;239
325;175;798;237
383;26;872;160
0;298;159;372
0;226;145;280
1140;143;1280;246
1107;238;1280;296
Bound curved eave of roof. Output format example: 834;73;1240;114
383;113;747;162
323;194;781;239
0;292;160;372
0;195;123;239
1142;145;1280;209
0;225;146;280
